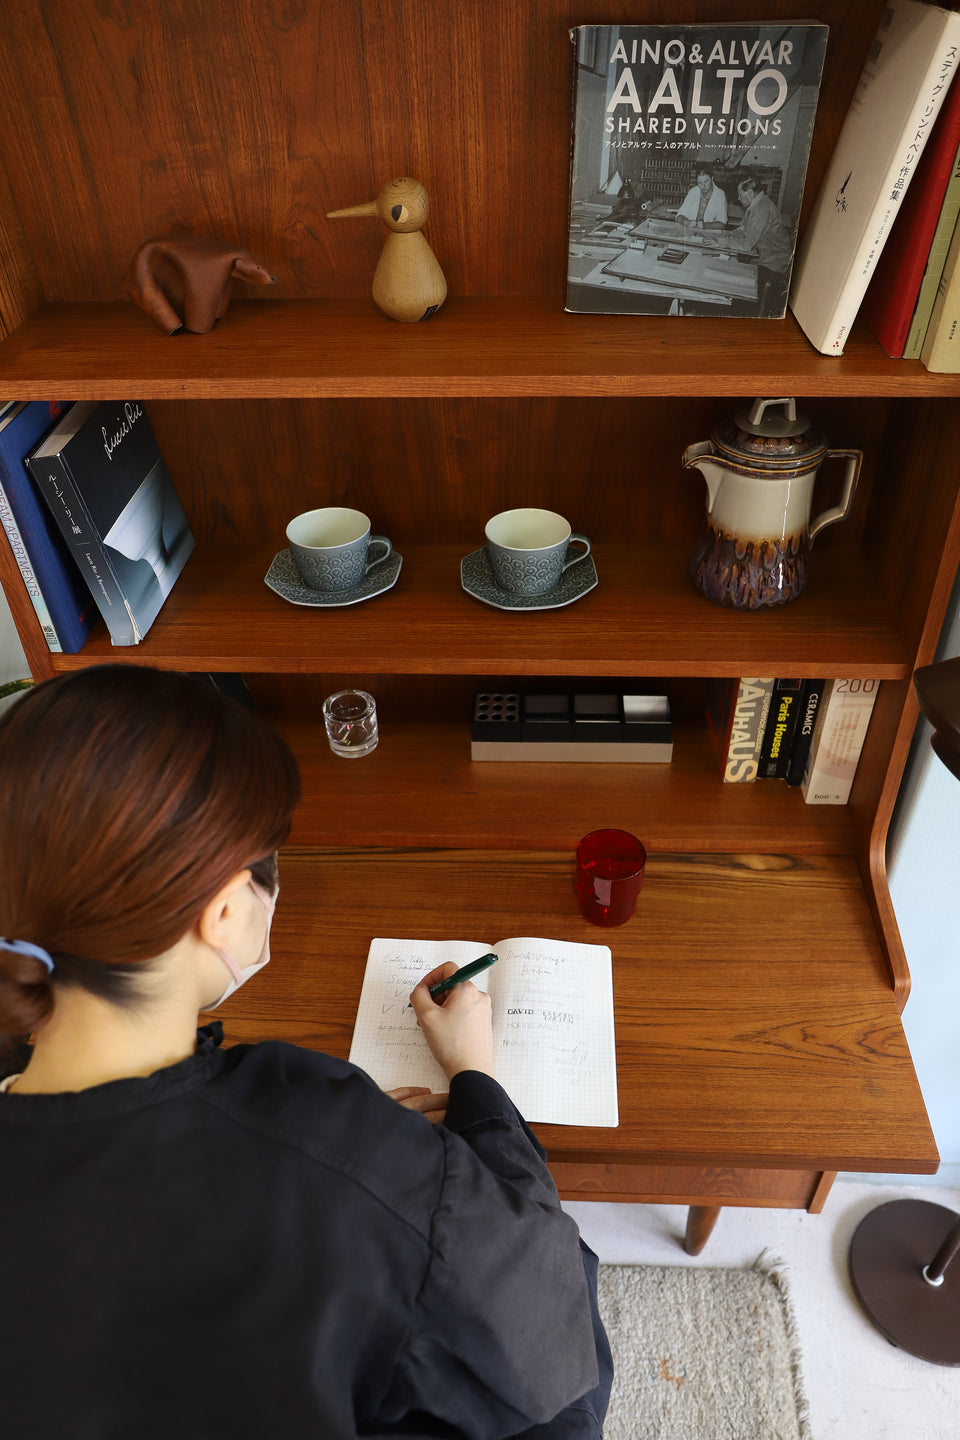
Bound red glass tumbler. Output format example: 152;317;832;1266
575;828;646;927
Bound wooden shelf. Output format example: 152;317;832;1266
50;542;913;678
3;299;960;400
0;0;950;1215
276;718;857;853
217;848;937;1174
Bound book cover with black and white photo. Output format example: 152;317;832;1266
27;400;195;646
566;23;828;318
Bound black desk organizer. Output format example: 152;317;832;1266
471;691;673;762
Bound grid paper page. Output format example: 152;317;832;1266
348;939;493;1096
348;936;618;1127
490;937;617;1127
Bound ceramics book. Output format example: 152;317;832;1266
566;22;828;318
27;400;195;646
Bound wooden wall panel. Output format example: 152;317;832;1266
0;1;885;305
144;393;888;553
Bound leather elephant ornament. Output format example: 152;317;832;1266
123;235;276;333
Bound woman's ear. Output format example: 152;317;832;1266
197;869;253;951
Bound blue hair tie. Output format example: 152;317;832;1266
0;938;54;974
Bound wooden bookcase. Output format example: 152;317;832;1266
0;1;954;1239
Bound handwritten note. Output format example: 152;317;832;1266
348;936;618;1127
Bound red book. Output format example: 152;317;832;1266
862;71;960;358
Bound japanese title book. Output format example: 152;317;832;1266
348;937;618;1127
904;139;960;357
0;400;98;653
861;53;960;357
26;400;195;646
566;22;828;319
790;0;960;356
920;195;960;369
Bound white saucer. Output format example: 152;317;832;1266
265;548;403;607
460;546;598;611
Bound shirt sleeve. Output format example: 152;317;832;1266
676;187;699;221
377;1071;601;1438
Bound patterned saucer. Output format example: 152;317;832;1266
265;547;403;607
460;546;598;611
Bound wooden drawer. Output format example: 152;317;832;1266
551;1163;836;1212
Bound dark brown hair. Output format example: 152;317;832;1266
0;666;301;1039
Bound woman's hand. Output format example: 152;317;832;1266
409;962;495;1081
385;1085;448;1124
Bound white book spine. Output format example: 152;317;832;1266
790;1;960;355
801;679;879;805
0;479;62;653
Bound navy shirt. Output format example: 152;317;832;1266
0;1025;611;1438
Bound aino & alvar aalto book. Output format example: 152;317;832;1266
566;22;828;319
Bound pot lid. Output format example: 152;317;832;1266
711;397;827;469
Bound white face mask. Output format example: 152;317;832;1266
207;879;277;1010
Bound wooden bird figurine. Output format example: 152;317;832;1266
327;177;447;323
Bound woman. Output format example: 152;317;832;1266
0;665;611;1439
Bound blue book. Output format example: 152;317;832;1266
0;400;99;653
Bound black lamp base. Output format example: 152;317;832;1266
849;1200;960;1366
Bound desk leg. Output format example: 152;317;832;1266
685;1205;722;1255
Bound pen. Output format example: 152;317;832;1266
408;952;499;1007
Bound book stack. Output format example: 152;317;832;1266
707;677;878;802
790;0;960;369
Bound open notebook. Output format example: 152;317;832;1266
348;936;618;1127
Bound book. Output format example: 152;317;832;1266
785;678;826;787
706;676;775;782
862;60;960;357
790;0;960;355
0;401;99;654
566;22;828;318
920;198;960;369
347;936;618;1127
26;400;195;646
903;161;960;357
801;678;879;804
757;678;803;779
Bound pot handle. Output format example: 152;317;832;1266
809;448;862;546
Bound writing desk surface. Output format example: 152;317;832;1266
214;848;936;1178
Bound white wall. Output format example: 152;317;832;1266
863;557;960;1189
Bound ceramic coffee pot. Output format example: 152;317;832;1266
684;397;862;609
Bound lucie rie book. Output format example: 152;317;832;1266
27;400;195;646
790;0;960;355
566;21;828;318
348;936;618;1127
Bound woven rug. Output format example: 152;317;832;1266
598;1260;811;1440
